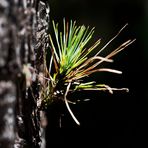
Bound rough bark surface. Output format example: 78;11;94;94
0;0;50;148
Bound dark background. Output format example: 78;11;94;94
46;0;148;147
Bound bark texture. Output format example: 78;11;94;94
0;0;50;148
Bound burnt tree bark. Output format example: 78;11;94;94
0;0;50;148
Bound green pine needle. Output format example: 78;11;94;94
40;18;135;125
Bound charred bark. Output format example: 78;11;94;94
0;0;21;147
0;0;50;148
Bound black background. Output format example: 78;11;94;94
46;0;148;147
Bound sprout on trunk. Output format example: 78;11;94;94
40;19;135;125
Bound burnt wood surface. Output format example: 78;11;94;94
0;0;50;148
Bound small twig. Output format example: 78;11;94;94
64;82;80;125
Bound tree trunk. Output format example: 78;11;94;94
0;0;50;148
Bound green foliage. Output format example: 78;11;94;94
41;19;135;125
